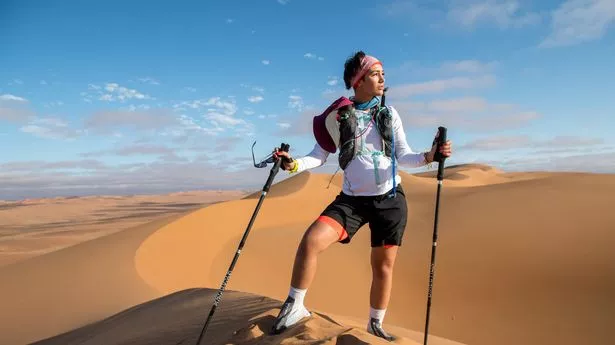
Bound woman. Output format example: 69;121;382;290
271;51;453;341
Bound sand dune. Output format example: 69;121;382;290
0;190;244;267
1;165;614;345
412;163;544;187
32;288;464;345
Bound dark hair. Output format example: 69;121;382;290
343;51;366;90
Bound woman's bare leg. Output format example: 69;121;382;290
291;219;342;289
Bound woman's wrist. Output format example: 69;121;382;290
423;151;432;164
289;159;299;173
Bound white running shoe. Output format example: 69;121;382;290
367;317;396;341
270;296;311;334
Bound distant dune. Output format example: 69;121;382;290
1;165;614;345
0;190;244;267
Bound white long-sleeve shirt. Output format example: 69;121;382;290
292;105;428;196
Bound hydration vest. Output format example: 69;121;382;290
313;96;395;170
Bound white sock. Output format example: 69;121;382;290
289;286;307;307
370;307;386;324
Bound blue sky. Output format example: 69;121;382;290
1;0;614;199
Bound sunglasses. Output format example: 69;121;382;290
252;141;276;168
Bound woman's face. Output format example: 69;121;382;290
357;64;385;97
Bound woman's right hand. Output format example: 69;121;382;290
273;148;296;171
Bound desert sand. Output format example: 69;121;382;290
0;190;245;267
1;164;614;345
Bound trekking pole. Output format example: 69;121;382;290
423;127;447;345
195;142;290;345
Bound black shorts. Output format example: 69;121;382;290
317;184;408;248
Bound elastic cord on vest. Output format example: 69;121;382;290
391;115;396;197
381;93;396;198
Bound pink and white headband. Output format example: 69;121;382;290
350;55;382;88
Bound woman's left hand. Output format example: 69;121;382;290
426;139;453;163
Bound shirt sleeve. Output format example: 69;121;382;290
293;142;330;173
390;106;428;168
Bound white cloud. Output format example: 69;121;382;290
393;96;539;131
168;115;220;138
484;149;615;173
447;0;541;29
322;88;337;96
439;60;498;74
387;75;496;99
460;135;606;151
136;77;160;85
172;99;214;111
205;112;247;127
84;109;179;133
305;52;325;61
277;122;291;129
383;0;541;31
107;144;176;156
0;157;279;200
427;97;491;112
273;106;317;136
459;135;532;150
191;96;254;132
205;97;237;115
44;101;64;108
0;94;27;102
226;18;234;24
20;117;83;140
248;95;264;103
390;59;498;79
540;0;615;47
240;83;265;93
90;82;154;103
398;110;538;131
1;95;81;139
262;60;270;65
0;94;34;123
0;159;108;173
327;76;339;86
288;95;304;111
121;104;151;112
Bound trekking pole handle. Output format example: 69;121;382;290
264;142;290;192
435;127;447;181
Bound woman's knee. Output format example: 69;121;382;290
299;220;339;254
371;248;397;278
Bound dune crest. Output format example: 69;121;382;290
134;171;343;294
411;163;543;187
33;287;463;345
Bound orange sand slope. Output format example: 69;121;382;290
2;164;614;345
0;190;245;267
